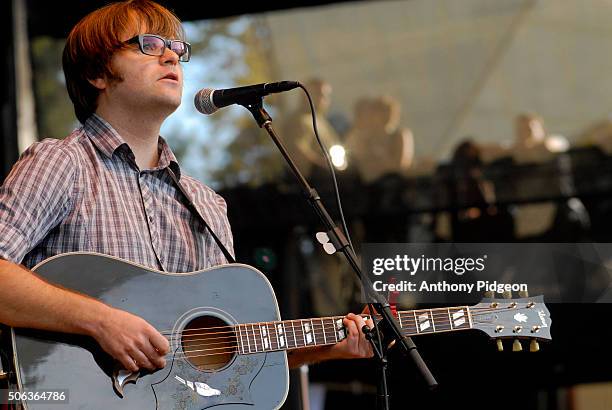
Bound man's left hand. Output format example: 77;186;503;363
325;312;375;360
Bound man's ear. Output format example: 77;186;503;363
88;77;107;90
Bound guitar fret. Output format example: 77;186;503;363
248;324;254;352
304;320;314;345
416;310;434;333
326;318;337;344
413;311;420;334
332;318;338;343
335;317;346;341
281;323;288;348
273;323;279;349
269;323;276;350
261;323;266;351
260;324;268;350
300;320;308;346
268;323;273;350
263;324;268;350
449;307;469;330
448;308;454;330
277;323;285;349
238;324;245;354
321;318;327;344
266;323;272;350
394;311;416;335
467;307;473;328
438;310;449;331
245;324;252;353
430;310;436;332
432;308;451;332
310;319;317;345
291;320;298;348
251;324;259;352
237;324;242;354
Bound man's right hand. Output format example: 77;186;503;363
0;259;170;373
91;307;170;372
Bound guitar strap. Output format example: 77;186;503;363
166;169;236;264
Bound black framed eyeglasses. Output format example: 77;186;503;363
125;34;191;62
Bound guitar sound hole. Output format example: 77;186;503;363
181;315;236;371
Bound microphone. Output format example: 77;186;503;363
194;81;300;115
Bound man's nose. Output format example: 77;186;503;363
161;46;179;65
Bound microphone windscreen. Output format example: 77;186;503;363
194;88;217;115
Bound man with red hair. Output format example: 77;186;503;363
0;0;372;378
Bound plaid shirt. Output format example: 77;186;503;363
0;114;234;272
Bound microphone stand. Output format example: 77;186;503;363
238;96;438;409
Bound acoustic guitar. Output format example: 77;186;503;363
2;252;552;409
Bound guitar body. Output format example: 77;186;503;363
10;253;289;409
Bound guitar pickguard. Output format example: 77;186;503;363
153;351;265;409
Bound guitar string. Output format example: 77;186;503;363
127;307;541;363
156;309;542;360
160;318;541;362
161;312;537;347
158;305;514;335
157;305;535;338
166;315;489;347
167;315;533;354
167;325;494;360
157;306;538;342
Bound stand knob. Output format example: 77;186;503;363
512;339;523;352
315;232;337;255
530;339;540;352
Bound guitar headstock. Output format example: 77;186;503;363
470;295;552;352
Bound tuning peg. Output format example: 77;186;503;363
484;291;494;298
519;290;529;298
502;290;512;299
529;339;540;352
496;339;504;352
512;339;523;352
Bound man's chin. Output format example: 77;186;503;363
156;96;182;115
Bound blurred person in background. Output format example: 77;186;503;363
344;95;414;184
280;77;342;181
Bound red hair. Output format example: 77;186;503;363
62;0;185;123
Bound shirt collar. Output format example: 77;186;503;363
84;114;181;178
157;136;182;179
84;114;126;158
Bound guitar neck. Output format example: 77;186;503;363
235;305;473;354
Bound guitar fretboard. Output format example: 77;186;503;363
234;306;473;354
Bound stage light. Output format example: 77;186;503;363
329;144;347;170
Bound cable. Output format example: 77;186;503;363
298;83;356;254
